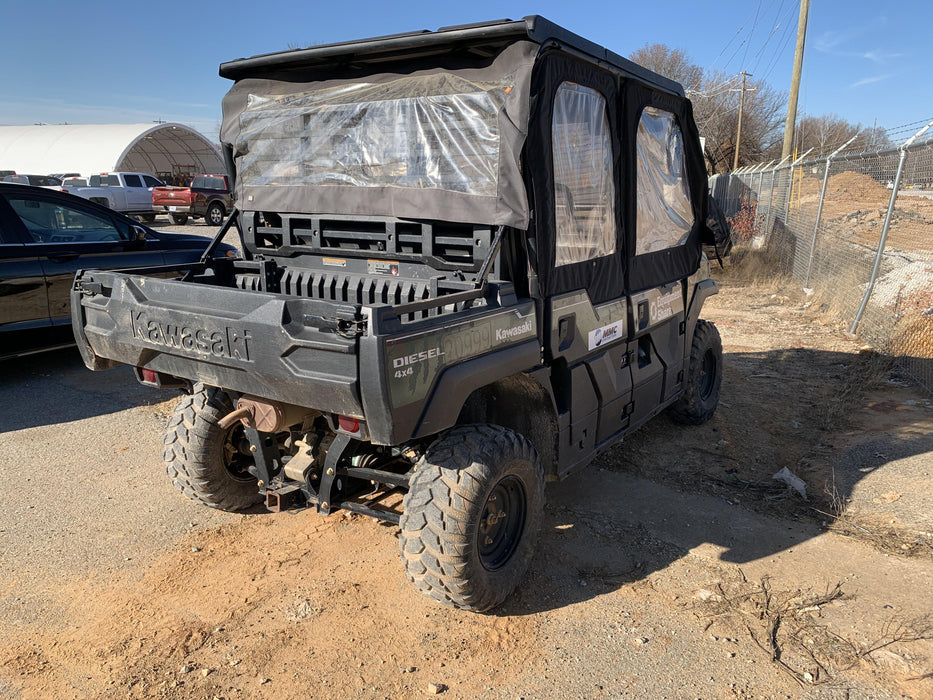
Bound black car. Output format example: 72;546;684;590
0;183;236;359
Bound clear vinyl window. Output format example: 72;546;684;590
635;107;693;255
552;82;616;266
237;74;511;196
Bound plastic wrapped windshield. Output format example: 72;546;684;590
635;107;694;255
552;83;616;266
236;75;508;197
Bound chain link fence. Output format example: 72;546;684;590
710;122;933;394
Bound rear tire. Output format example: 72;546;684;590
670;319;722;425
163;384;262;511
206;202;225;226
399;424;545;612
169;213;189;225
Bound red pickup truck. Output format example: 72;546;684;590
152;174;232;226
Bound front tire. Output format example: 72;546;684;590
163;384;262;511
399;425;545;612
206;202;225;226
670;319;722;425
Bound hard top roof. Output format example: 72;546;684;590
218;16;683;97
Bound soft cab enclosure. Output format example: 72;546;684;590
217;16;713;295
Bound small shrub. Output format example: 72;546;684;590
728;199;758;242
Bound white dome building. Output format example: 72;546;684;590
0;123;224;182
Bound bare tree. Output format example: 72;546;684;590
628;44;785;173
791;114;893;156
628;43;704;93
695;70;785;171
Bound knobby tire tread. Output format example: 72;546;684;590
163;383;261;512
399;424;545;612
670;319;723;425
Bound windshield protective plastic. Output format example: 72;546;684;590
551;82;616;266
635;107;694;255
237;75;506;197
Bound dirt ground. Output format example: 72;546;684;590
2;249;933;699
792;171;933;254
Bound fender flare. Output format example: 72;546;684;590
684;278;718;347
412;339;541;439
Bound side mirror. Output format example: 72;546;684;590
131;225;148;243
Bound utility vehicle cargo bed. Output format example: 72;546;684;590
72;266;539;445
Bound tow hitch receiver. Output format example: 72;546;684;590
243;427;409;524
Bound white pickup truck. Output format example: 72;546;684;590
65;172;164;222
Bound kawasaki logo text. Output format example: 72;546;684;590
130;312;252;362
495;319;533;342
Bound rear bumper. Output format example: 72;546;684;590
158;205;192;214
73;270;362;417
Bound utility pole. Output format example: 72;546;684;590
733;71;751;170
781;0;810;160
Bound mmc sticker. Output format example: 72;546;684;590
588;319;625;350
130;311;252;362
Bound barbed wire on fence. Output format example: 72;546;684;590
710;120;933;394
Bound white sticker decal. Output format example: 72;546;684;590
587;319;625;350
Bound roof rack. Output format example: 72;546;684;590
218;15;683;96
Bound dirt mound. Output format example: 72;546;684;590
826;171;891;202
794;174;824;200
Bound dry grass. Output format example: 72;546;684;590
720;246;795;292
800;266;867;325
892;314;933;360
819;468;933;558
816;351;893;431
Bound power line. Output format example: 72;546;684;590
752;0;787;60
884;117;933;133
752;0;795;76
742;0;765;69
710;1;774;73
759;11;797;84
709;23;749;73
695;82;748;143
697;74;743;99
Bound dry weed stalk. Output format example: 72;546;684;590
700;574;850;686
817;351;892;431
819;468;933;557
860;616;933;659
700;575;933;687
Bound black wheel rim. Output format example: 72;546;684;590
699;348;717;400
222;425;256;482
478;475;527;571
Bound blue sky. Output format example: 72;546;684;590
1;0;930;144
